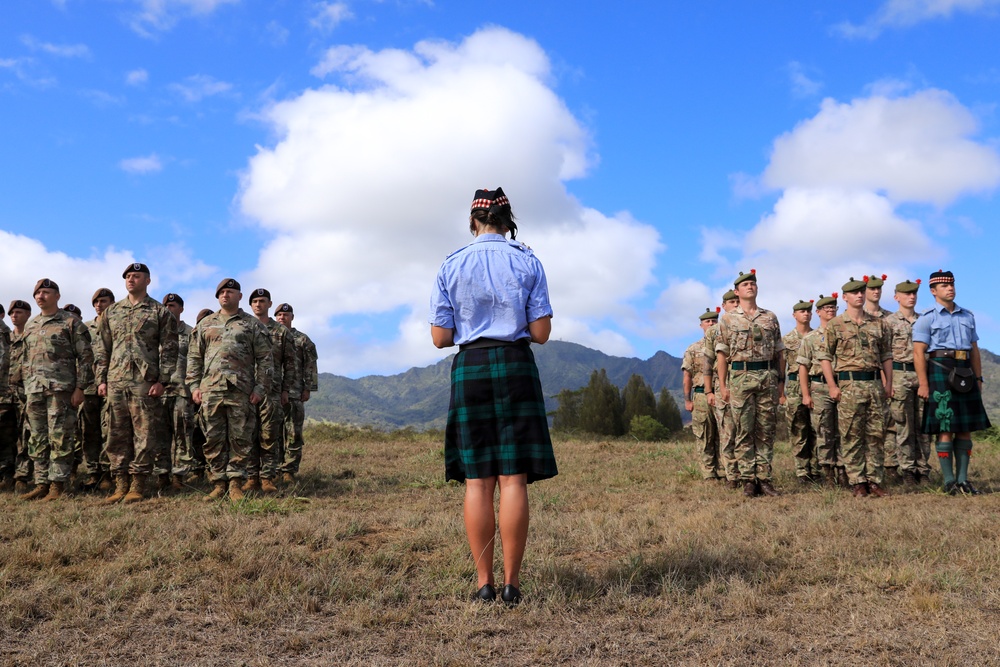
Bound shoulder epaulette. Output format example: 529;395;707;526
507;239;533;255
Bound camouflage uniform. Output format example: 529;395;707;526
867;305;896;469
22;310;94;483
8;330;33;482
0;320;16;482
704;324;737;481
159;320;202;477
716;307;783;482
796;328;841;471
187;310;272;481
783;328;818;478
95;296;178;476
683;337;720;478
76;316;107;479
248;318;296;481
819;312;892;486
885;311;931;479
280;328;318;475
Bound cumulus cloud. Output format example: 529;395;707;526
120;153;163;174
238;27;663;374
126;0;241;37
168;74;233;102
310;2;353;32
835;0;1000;39
21;35;91;58
126;68;149;85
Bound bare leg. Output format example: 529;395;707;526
498;474;529;588
464;477;497;588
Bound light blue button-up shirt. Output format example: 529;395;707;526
911;302;979;351
429;234;553;346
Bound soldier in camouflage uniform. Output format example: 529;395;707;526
782;299;817;483
797;294;846;487
704;290;740;488
20;279;94;501
77;288;114;490
246;289;296;494
887;279;931;485
96;263;179;505
817;277;894;498
863;273;898;477
187;278;273;502
683;308;720;480
274;303;318;482
7;300;33;492
0;305;15;490
159;293;202;490
716;270;784;498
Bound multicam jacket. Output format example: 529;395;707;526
795;327;828;379
716;306;784;363
818;312;892;372
262;317;296;396
682;338;708;391
0;320;11;405
83;317;104;396
187;309;273;398
164;320;194;398
782;329;809;376
884;311;919;364
287;328;319;396
96;296;178;389
21;309;95;394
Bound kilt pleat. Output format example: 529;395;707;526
445;344;557;484
921;359;991;434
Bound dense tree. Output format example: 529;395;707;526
656;388;683;435
622;374;657;430
580;369;625;436
552;388;584;431
629;414;670;441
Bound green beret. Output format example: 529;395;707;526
699;307;720;321
895;279;921;294
793;299;814;311
842;277;866;293
733;269;757;287
864;273;887;288
815;293;838;308
722;290;737;302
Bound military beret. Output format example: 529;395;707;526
793;299;814;312
9;300;31;313
929;269;954;286
816;293;838;309
699;307;721;321
249;288;271;302
123;262;150;278
274;303;293;314
33;278;59;295
842;277;866;293
864;273;887;288
722;290;737;302
162;293;184;307
215;278;241;297
196;308;214;324
92;287;115;305
63;304;82;317
733;269;757;287
895;279;921;294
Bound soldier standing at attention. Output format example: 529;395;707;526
683;308;721;480
704;290;740;488
19;280;94;501
716;270;784;498
818;277;893;498
187;279;272;502
913;270;990;495
96;263;179;505
783;299;817;484
274;303;318;483
7;300;33;492
863;273;898;477
886;279;931;486
0;305;14;491
246;289;295;494
160;293;198;490
77;288;114;491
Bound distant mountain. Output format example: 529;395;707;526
306;340;684;430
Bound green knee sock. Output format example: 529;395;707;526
954;439;973;484
936;439;955;487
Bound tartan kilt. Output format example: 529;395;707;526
921;359;991;434
445;344;557;484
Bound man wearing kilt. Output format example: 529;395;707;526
430;187;556;607
913;270;991;495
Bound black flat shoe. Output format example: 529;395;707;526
958;481;981;496
473;584;496;602
501;584;522;606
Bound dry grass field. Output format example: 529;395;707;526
3;424;1000;666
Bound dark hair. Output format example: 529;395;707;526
469;204;517;239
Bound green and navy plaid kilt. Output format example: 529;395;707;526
445;344;557;484
921;359;991;434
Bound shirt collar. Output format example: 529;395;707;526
473;233;507;244
933;301;964;314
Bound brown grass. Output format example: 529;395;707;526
3;426;1000;666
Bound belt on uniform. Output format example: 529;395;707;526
458;337;529;352
837;371;877;381
693;386;704;394
787;372;798;381
892;361;915;372
730;360;774;371
809;374;825;383
929;349;970;361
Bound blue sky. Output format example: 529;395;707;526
2;0;999;377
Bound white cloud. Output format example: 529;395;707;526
168;74;233;102
788;61;822;98
265;20;289;46
0;57;57;88
20;35;91;59
835;0;1000;39
126;0;241;38
119;154;164;174
238;27;663;374
310;2;353;32
81;89;125;107
126;68;149;86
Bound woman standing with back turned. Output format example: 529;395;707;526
429;187;557;606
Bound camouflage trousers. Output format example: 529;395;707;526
728;370;778;482
107;384;169;476
248;392;285;480
785;382;818;478
691;392;721;479
280;399;306;475
712;388;738;481
0;401;17;479
13;392;33;482
882;391;896;469
77;395;108;477
837;378;887;485
201;389;254;482
809;381;841;469
891;371;931;476
25;390;77;484
159;395;202;477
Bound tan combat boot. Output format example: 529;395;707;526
21;483;50;501
123;474;145;504
14;480;30;494
228;478;245;502
282;472;295;484
43;481;65;501
171;474;185;491
204;479;227;501
260;477;278;494
242;476;261;493
103;475;131;504
98;473;113;492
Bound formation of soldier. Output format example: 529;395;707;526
682;269;991;498
0;264;319;503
